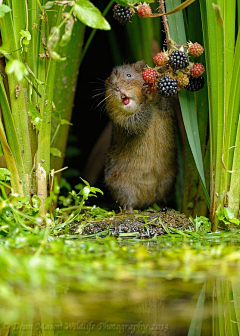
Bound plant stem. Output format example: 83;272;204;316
159;0;171;49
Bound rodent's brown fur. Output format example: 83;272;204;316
104;61;177;211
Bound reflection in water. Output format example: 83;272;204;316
1;277;239;335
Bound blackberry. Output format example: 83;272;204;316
142;68;157;84
189;42;204;57
186;76;205;91
113;4;134;24
177;74;189;88
138;4;152;18
168;50;189;70
190;62;205;78
157;76;178;98
153;52;167;66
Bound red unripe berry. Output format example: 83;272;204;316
153;52;167;66
138;4;152;18
142;68;157;84
189;42;204;57
190;63;205;78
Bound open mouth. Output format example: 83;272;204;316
120;93;130;106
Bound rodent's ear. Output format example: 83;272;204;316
133;61;147;72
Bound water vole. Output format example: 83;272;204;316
104;61;177;211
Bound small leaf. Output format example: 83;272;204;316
47;27;67;61
216;207;224;220
32;195;41;209
0;168;11;181
223;207;235;220
5;59;28;82
0;4;11;18
79;177;90;187
230;218;240;225
59;14;74;47
61;118;73;125
90;187;104;195
50;147;62;157
42;1;55;9
20;30;31;43
73;0;111;30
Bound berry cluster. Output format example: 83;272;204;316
113;2;152;24
113;4;134;24
141;42;205;98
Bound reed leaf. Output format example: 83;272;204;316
225;29;240;215
166;0;210;210
232;276;240;335
0;127;24;197
1;1;32;178
178;91;210;209
0;74;28;195
187;282;206;336
199;0;239;226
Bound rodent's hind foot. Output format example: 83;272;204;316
126;205;133;212
117;205;133;213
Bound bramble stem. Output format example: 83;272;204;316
159;0;171;49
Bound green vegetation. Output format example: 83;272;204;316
1;0;240;334
0;0;110;210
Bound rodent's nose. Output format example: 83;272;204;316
116;86;122;92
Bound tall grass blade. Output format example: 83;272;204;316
232;277;240;335
0;127;24;197
166;0;210;210
179;91;210;209
1;2;32;179
187;282;206;336
226;30;240;215
0;75;27;195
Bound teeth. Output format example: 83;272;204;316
121;93;126;99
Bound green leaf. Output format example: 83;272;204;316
224;207;235;221
73;0;111;30
0;168;11;182
59;14;74;47
47;27;67;61
0;4;11;18
5;59;28;82
20;30;31;43
32;195;41;210
42;1;55;10
50;147;62;157
60;118;73;126
178;91;210;209
90;187;104;195
216;207;224;221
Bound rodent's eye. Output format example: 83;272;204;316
126;74;132;78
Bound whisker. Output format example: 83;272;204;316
92;92;105;99
96;93;112;108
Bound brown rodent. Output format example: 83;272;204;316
104;61;177;211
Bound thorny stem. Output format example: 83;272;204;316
159;0;171;50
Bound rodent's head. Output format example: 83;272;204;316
105;61;151;122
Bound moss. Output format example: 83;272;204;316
73;209;193;237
